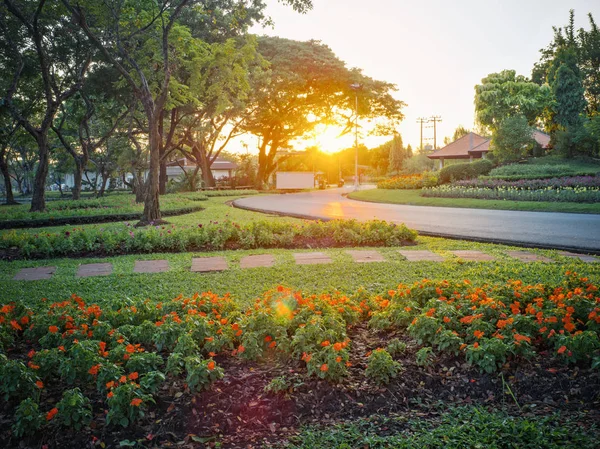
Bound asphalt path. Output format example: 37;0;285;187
233;187;600;253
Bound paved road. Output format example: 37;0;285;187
233;187;600;252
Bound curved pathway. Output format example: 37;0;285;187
233;187;600;252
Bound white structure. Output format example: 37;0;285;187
276;172;315;189
166;157;237;181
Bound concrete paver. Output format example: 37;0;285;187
346;250;385;263
451;250;495;261
134;260;169;273
398;250;445;262
294;252;332;265
506;251;553;263
191;257;228;272
559;251;599;263
13;266;56;281
240;254;275;269
77;263;113;278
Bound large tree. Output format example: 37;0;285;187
244;36;405;189
475;70;551;134
1;0;90;211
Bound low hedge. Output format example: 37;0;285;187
377;172;438;189
0;206;205;230
0;219;417;259
438;160;494;184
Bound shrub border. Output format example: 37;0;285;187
0;206;205;230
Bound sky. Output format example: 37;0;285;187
244;0;600;153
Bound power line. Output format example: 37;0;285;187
429;116;442;150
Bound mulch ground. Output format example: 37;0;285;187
2;323;599;449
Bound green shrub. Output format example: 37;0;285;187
438;160;493;184
386;338;407;356
12;398;44;437
55;388;93;431
365;348;403;385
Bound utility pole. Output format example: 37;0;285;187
416;117;428;152
429;116;442;150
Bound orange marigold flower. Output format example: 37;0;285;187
320;364;328;372
235;329;243;337
320;340;330;347
88;364;100;376
301;352;311;362
20;316;29;325
335;356;342;363
48;325;58;333
231;323;240;331
128;372;139;380
125;344;135;353
473;342;479;348
513;334;531;344
11;320;23;331
443;317;451;323
106;381;115;389
119;375;127;384
269;341;277;348
333;342;343;351
237;344;245;354
425;308;436;317
473;330;484;339
459;343;467;350
107;391;114;399
46;408;58;421
36;381;44;389
264;335;272;342
557;345;567;354
28;349;36;358
130;398;143;407
207;361;216;371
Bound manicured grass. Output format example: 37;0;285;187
486;156;600;180
287;406;599;448
2;238;598;305
349;189;600;214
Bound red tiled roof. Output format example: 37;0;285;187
428;133;490;159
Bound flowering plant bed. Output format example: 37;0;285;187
452;175;600;190
377;172;438;189
0;219;417;260
1;272;599;447
422;184;600;203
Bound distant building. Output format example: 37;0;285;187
165;157;238;182
427;130;551;169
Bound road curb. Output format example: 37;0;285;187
231;199;600;256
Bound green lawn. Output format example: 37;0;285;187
349;188;600;214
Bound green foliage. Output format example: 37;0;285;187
264;376;290;395
486;157;600;180
491;115;535;163
106;382;153;428
12;398;44;438
475;70;551;133
184;357;224;393
55;388;92;431
377;172;438;189
0;354;37;401
288;406;600;448
399;153;434;174
438;160;494;183
415;347;435;367
365;348;402;385
385;338;407;356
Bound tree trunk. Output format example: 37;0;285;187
98;172;109;197
139;119;162;225
30;135;49;212
72;159;83;200
0;156;18;205
199;151;215;188
134;173;145;203
159;157;167;195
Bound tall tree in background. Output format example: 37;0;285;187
491;115;535;163
474;70;551;133
387;133;405;174
245;36;405;189
1;0;90;212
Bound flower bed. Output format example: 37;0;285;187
0;219;418;259
377;172;438;189
0;273;598;444
453;176;600;190
422;184;600;203
487;163;600;180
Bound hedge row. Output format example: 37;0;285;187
438;160;494;184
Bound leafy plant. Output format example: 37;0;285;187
55;388;92;430
365;348;403;385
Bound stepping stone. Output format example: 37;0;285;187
191;257;228;272
77;263;113;278
559;251;599;263
294;252;332;265
240;254;275;269
398;250;445;262
134;260;169;273
13;266;56;281
450;250;495;262
346;250;385;263
506;251;553;263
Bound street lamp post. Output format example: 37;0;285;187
350;83;362;191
